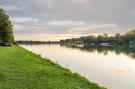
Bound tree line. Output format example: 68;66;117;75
17;40;60;44
60;30;135;46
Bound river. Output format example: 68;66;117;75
22;44;135;89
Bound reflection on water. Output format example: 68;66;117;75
22;44;135;89
62;45;135;59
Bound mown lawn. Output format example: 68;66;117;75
0;46;106;89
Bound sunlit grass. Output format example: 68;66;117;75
0;46;106;89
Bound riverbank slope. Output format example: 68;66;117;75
0;46;106;89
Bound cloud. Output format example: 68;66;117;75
71;0;88;2
67;23;120;35
10;17;38;23
1;0;135;40
48;20;85;26
34;0;57;8
0;5;19;11
34;0;88;8
15;33;83;41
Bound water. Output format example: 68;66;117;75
22;44;135;89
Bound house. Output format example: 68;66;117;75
99;43;110;47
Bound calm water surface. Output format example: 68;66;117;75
22;44;135;89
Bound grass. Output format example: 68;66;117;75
0;46;106;89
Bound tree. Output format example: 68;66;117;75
0;8;14;43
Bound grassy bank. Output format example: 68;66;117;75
0;46;106;89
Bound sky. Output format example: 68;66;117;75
0;0;135;41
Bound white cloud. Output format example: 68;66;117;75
10;17;38;23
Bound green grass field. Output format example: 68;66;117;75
0;46;106;89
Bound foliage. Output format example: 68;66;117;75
0;8;14;43
60;29;135;45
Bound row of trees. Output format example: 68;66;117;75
0;8;14;43
60;30;135;45
17;40;60;44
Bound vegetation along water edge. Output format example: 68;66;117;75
0;45;106;89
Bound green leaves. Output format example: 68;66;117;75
0;8;14;43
